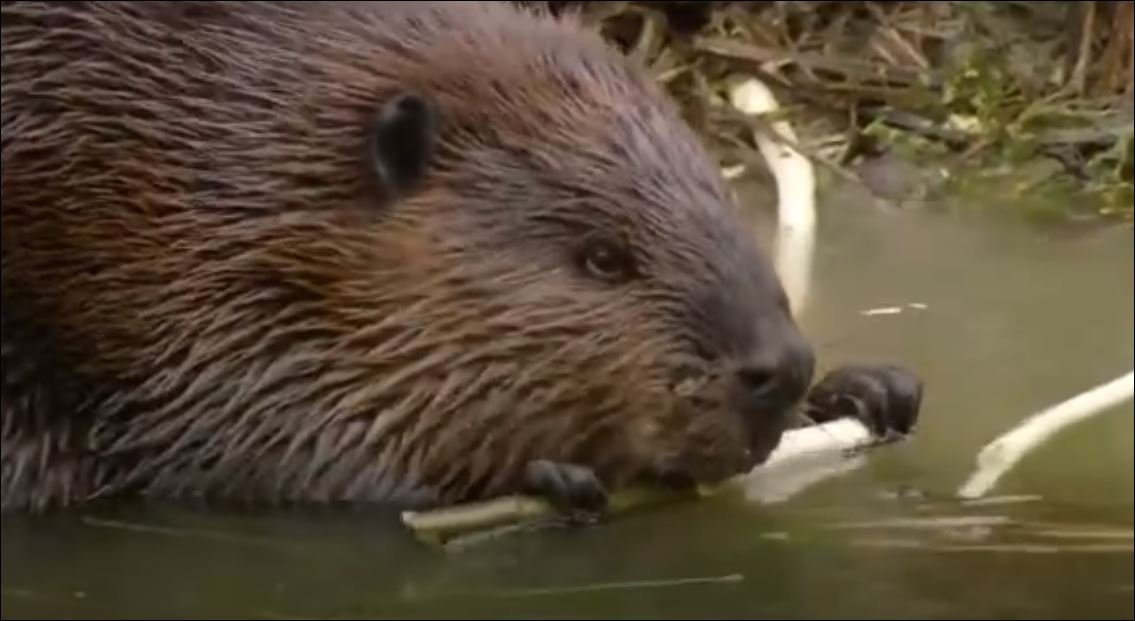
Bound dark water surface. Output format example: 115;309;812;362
4;184;1132;620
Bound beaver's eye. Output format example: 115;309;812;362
577;236;635;283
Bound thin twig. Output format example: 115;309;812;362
865;2;930;71
80;516;295;549
851;539;1133;554
1071;1;1097;95
403;418;889;545
485;574;745;599
691;36;926;88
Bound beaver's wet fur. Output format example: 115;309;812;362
1;1;921;513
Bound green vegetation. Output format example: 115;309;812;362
571;1;1134;223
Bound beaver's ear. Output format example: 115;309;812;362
369;91;438;200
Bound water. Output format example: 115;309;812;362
3;180;1133;620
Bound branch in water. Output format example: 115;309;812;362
957;370;1134;499
402;417;888;546
726;76;817;315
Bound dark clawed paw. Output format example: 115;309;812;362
522;459;609;519
803;364;923;439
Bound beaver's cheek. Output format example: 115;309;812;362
742;413;792;467
667;426;755;485
638;397;757;487
723;372;801;467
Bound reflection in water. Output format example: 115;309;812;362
3;182;1133;619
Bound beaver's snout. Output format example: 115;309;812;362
733;329;815;414
729;323;816;461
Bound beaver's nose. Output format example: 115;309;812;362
734;331;816;414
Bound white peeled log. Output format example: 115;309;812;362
727;77;817;315
737;417;875;504
763;416;875;467
957;371;1135;500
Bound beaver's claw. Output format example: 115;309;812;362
522;459;609;518
802;364;923;439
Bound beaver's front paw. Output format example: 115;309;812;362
522;459;608;518
803;364;923;438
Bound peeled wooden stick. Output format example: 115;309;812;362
400;482;693;547
402;417;885;545
737;417;876;504
761;416;874;466
727;77;817;315
957;370;1135;500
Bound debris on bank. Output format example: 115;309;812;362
548;1;1134;222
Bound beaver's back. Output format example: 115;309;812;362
1;0;684;265
0;0;703;368
2;1;450;403
2;1;589;215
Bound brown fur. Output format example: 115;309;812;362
1;1;810;511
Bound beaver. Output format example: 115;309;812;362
1;1;922;514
